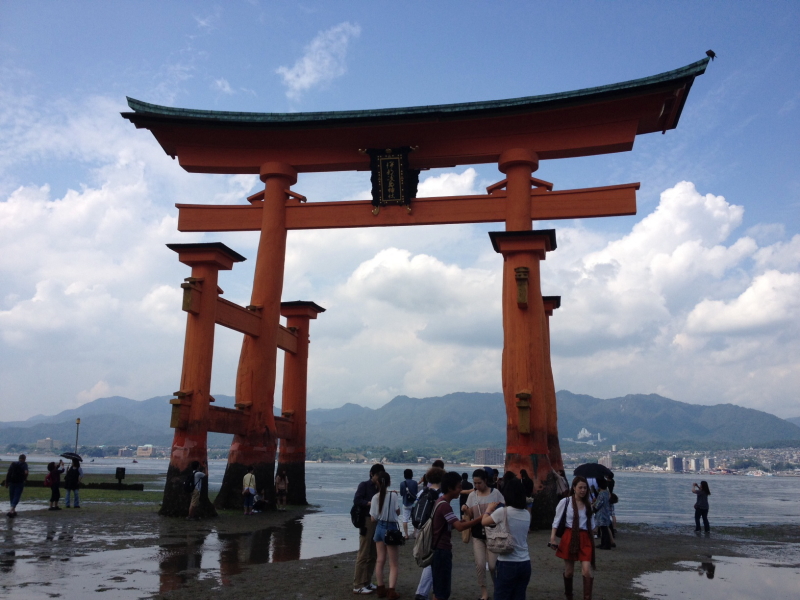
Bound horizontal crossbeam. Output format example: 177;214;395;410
176;183;638;232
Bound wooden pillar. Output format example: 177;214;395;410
161;243;245;517
543;296;564;473
216;162;297;510
277;301;325;506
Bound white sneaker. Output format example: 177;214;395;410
367;584;377;591
353;587;374;595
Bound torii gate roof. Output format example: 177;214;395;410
122;58;708;174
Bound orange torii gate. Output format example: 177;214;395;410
124;58;708;521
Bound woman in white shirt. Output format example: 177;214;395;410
370;471;400;599
463;468;504;600
481;477;531;600
549;476;595;600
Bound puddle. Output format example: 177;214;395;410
634;556;800;599
0;513;356;598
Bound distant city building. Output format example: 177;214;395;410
576;428;592;440
667;455;683;472
599;455;613;469
611;445;617;452
687;458;698;472
118;449;134;457
703;457;715;470
136;444;154;457
36;438;62;450
475;448;504;465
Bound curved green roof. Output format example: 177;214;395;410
125;58;709;126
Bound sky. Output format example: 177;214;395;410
1;2;799;422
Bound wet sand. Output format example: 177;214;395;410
2;505;799;599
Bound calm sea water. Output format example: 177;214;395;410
4;455;800;526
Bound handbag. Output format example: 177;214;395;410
485;507;514;555
385;528;405;546
461;508;472;544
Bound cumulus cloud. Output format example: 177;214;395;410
276;22;361;101
213;78;234;94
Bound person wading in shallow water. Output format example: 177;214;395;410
549;476;595;600
692;481;711;532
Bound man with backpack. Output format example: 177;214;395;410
3;454;28;518
412;466;445;600
399;469;418;540
64;459;84;508
352;463;385;595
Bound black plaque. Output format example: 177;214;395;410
366;147;420;210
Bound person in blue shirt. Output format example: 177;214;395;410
399;469;418;540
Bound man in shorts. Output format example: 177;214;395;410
352;463;385;594
399;469;418;539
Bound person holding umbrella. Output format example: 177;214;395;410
47;460;65;510
63;456;84;508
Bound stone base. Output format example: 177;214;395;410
159;464;218;518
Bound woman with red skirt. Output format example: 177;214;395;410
548;476;595;600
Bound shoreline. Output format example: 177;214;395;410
2;502;798;599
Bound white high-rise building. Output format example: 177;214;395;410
667;455;683;472
703;457;715;470
599;455;613;469
687;458;698;472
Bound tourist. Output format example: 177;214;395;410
64;459;83;508
428;471;482;600
458;472;473;511
432;459;445;469
464;468;503;600
519;469;534;498
47;460;65;511
242;466;256;515
353;463;385;595
275;468;288;511
481;478;532;600
413;466;444;600
370;471;401;599
549;476;595;600
692;481;711;532
3;454;28;517
592;478;612;550
399;468;418;540
186;461;206;521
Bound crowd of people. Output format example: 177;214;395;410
350;460;630;600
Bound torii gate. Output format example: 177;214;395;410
124;58;708;521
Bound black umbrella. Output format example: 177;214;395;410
573;463;612;480
60;452;83;462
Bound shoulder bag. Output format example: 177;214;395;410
485;507;515;555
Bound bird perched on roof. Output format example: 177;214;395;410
706;50;717;61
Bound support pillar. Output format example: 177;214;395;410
542;296;564;473
493;148;560;528
277;301;325;506
161;243;245;517
216;162;297;510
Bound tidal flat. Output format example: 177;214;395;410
2;501;799;600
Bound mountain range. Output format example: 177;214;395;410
2;391;799;450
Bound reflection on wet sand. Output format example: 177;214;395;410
158;518;304;591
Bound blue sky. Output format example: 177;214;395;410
1;2;798;422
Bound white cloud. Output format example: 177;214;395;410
213;78;234;95
276;22;361;101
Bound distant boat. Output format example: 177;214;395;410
90;459;95;462
132;459;138;463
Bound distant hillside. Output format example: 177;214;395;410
2;391;799;450
787;416;800;428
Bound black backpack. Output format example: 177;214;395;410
183;471;195;493
6;462;25;484
350;503;366;529
411;487;439;529
401;479;418;505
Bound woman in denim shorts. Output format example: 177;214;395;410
370;471;401;599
